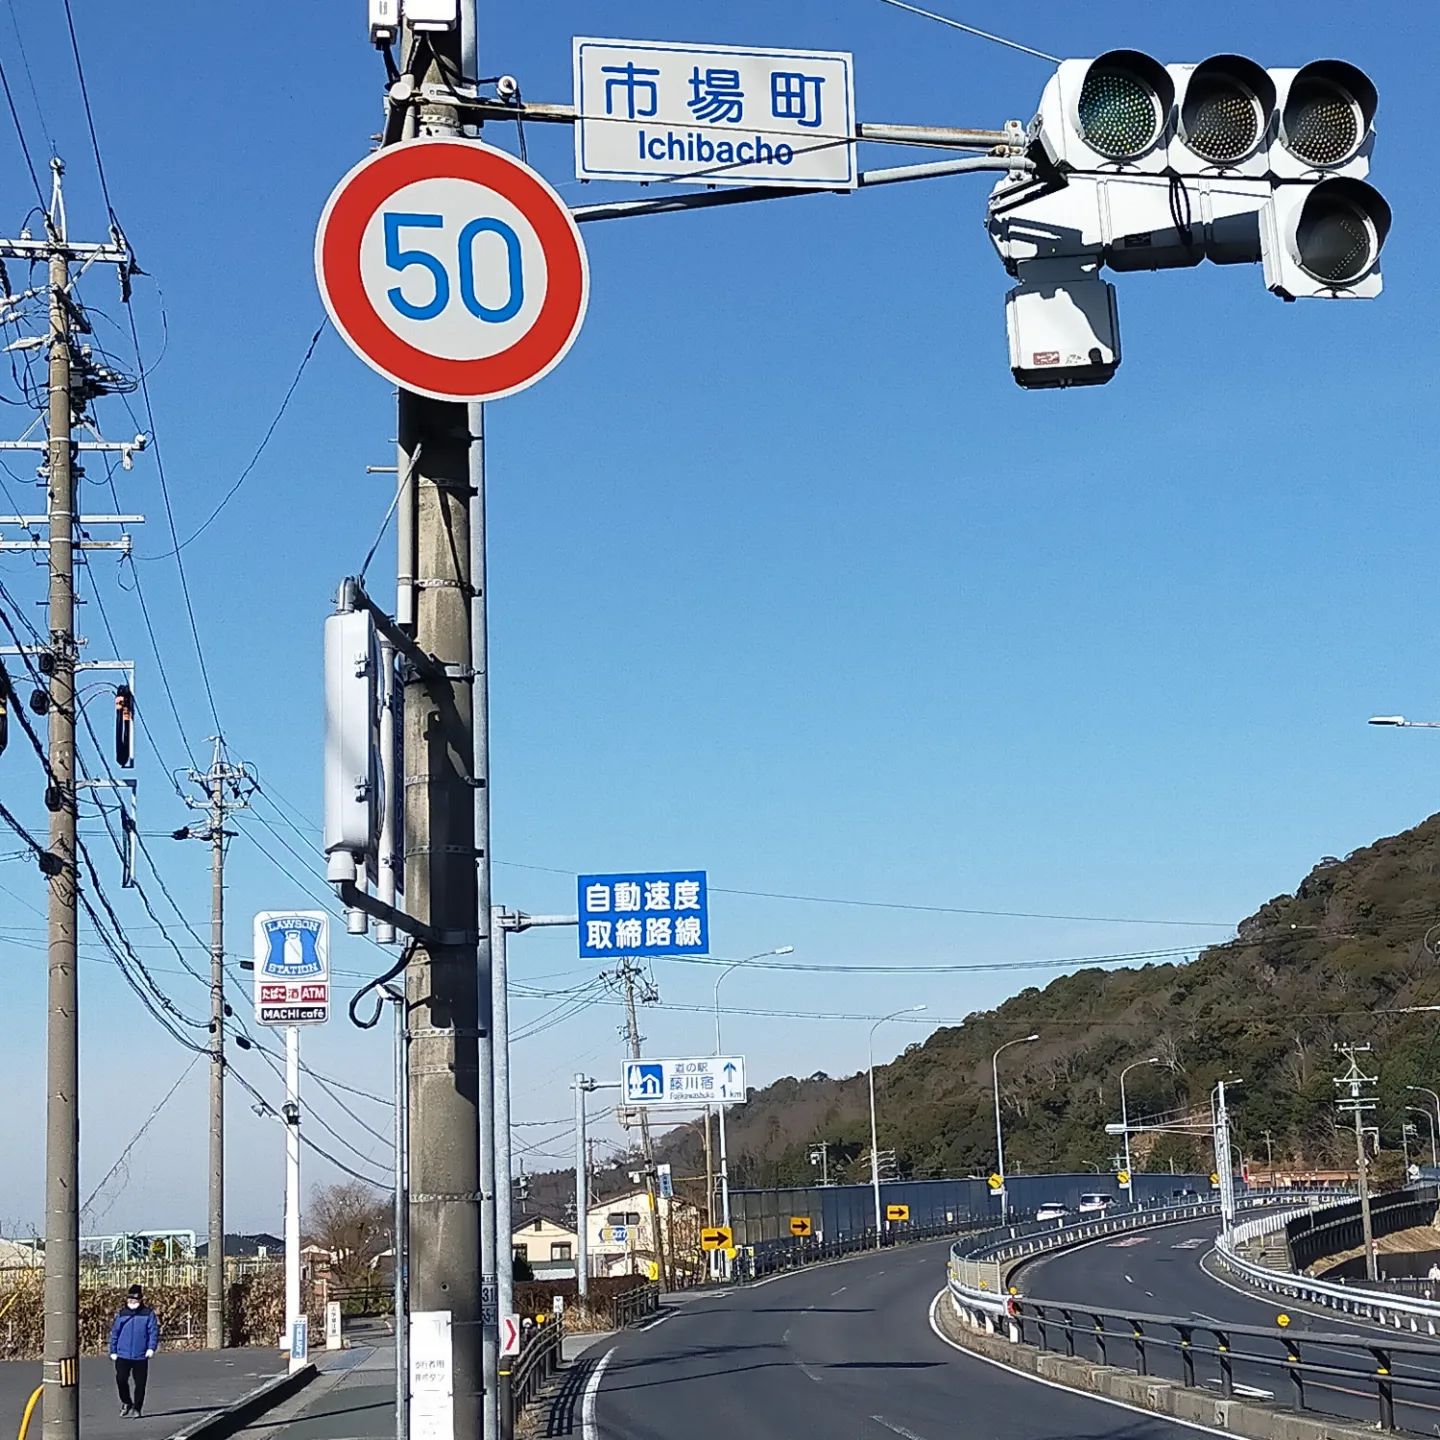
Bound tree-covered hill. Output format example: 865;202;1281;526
649;813;1440;1189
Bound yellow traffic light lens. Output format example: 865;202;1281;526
1295;192;1376;284
1182;76;1261;163
1284;78;1361;166
1078;68;1161;159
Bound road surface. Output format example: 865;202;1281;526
582;1238;1217;1440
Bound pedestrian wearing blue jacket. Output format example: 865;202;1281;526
109;1285;160;1418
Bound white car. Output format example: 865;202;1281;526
1034;1202;1069;1222
1077;1193;1114;1215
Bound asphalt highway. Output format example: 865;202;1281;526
1016;1214;1440;1432
584;1238;1221;1440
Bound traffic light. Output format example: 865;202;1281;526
114;684;134;768
990;51;1389;387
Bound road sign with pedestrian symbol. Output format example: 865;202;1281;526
701;1226;733;1251
885;1204;910;1222
789;1217;813;1237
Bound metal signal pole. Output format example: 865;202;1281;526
180;739;254;1348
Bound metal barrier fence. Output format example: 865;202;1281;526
996;1297;1440;1431
611;1284;660;1327
1287;1188;1439;1272
502;1320;562;1438
942;1189;1440;1432
739;1219;986;1281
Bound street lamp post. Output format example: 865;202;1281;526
1119;1058;1161;1200
1405;1100;1440;1169
992;1035;1039;1225
868;1005;926;1246
713;946;793;1270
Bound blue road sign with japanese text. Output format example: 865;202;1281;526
578;870;708;959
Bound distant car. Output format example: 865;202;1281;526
1035;1202;1069;1222
1078;1193;1114;1215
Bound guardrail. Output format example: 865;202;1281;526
501;1320;562;1438
737;1219;986;1281
941;1190;1440;1433
1215;1225;1440;1334
951;1294;1440;1431
946;1190;1344;1301
611;1283;660;1326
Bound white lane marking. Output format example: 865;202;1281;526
925;1290;1244;1440
1202;1379;1274;1400
581;1345;614;1440
871;1417;927;1440
637;1311;673;1332
797;1356;826;1386
1173;1237;1207;1250
831;1286;848;1296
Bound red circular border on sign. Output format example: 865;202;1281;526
319;140;586;401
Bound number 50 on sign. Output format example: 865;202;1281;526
316;138;589;403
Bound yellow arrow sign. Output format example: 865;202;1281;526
789;1216;813;1237
700;1226;733;1252
885;1204;910;1222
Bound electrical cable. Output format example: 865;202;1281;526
143;321;328;559
59;0;118;224
0;53;47;215
81;1052;202;1221
873;0;1060;63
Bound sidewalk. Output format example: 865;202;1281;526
0;1347;317;1440
246;1336;394;1440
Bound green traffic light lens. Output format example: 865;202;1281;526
1295;193;1376;284
1078;67;1161;160
1182;76;1261;163
1284;78;1361;166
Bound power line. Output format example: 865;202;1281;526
145;321;328;559
59;0;118;222
873;0;1060;63
0;53;46;213
493;859;1236;930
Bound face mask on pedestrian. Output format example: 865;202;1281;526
126;1299;140;1310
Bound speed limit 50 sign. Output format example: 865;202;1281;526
315;137;588;403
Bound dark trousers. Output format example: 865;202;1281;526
115;1358;148;1412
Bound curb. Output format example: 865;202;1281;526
166;1363;318;1440
931;1290;1380;1440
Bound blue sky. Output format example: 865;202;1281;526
0;0;1436;1234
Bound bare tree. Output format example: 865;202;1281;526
306;1181;391;1288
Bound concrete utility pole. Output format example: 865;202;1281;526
42;160;79;1440
1335;1043;1379;1283
0;159;141;1440
394;13;489;1440
180;738;254;1348
573;1074;593;1298
615;959;669;1290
